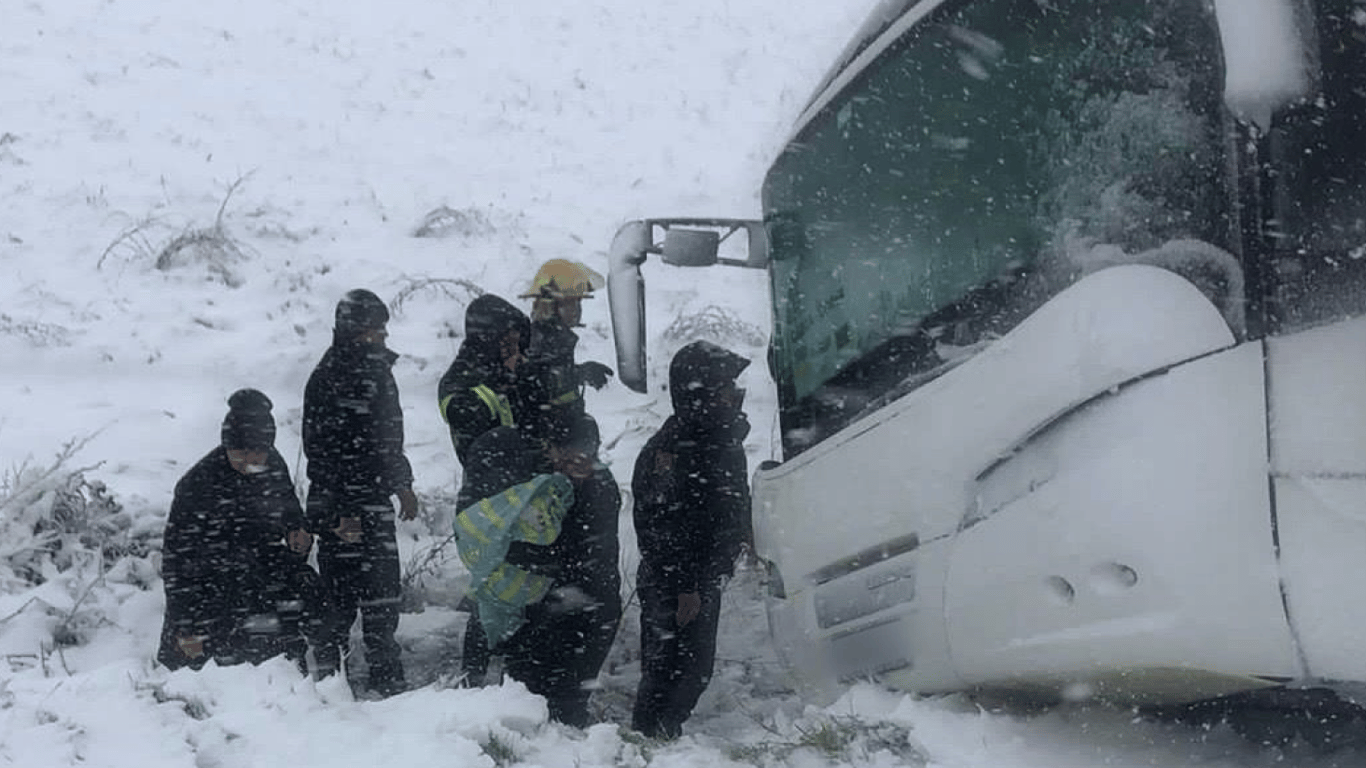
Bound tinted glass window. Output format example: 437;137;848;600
1265;0;1366;331
763;0;1228;457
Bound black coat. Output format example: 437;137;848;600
501;460;623;728
302;336;413;535
438;295;532;468
520;317;584;433
551;466;621;599
158;447;307;666
632;413;749;595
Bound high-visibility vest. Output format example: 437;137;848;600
439;384;516;454
453;473;573;645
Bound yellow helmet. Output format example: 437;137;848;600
521;259;605;300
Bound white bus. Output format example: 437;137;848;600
606;0;1366;730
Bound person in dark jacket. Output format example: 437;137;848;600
501;413;622;727
157;389;329;673
630;341;752;739
439;294;532;473
303;289;419;697
518;259;613;442
455;425;568;645
438;294;536;685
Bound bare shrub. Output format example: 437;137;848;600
0;131;22;166
400;488;466;611
154;228;248;287
0;437;145;590
400;532;460;612
98;174;255;286
0;314;72;348
479;733;521;767
411;205;496;239
135;679;212;720
725;713;928;766
390;276;485;325
661;305;766;347
97;214;171;270
153;174;254;287
1;437;158;654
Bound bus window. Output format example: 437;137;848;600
1266;0;1366;332
763;0;1229;458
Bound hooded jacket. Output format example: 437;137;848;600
632;342;752;594
550;463;621;599
438;294;532;468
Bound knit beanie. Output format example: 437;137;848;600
334;288;390;338
221;388;277;450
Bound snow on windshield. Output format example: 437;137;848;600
1213;0;1313;128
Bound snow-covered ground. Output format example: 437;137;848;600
2;1;1363;766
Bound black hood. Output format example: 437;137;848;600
331;288;390;347
460;294;530;368
668;340;750;423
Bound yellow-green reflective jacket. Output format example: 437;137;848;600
453;472;573;644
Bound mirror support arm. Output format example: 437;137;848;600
606;218;768;393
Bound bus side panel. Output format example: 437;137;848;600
944;343;1298;704
754;265;1239;698
764;538;960;703
753;266;1235;581
1268;316;1366;682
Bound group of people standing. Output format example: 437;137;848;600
156;258;753;739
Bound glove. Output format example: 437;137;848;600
576;361;614;389
286;528;314;555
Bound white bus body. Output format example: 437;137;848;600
607;0;1366;709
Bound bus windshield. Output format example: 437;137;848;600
762;0;1230;458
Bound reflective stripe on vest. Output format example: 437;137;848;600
452;473;572;644
473;385;515;426
438;384;515;428
551;389;580;406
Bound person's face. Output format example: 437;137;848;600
548;444;595;481
226;448;270;475
499;330;524;371
711;379;746;417
357;324;388;346
555;297;584;327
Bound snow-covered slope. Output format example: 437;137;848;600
2;1;1363;766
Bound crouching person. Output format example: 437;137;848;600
157;389;332;674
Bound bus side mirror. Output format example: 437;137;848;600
607;218;769;394
661;228;721;267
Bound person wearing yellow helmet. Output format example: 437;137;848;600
523;258;604;303
519;259;614;441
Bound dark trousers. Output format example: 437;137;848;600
503;589;623;727
461;606;491;685
317;538;404;693
631;578;722;738
238;551;335;670
461;592;619;687
156;552;332;673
